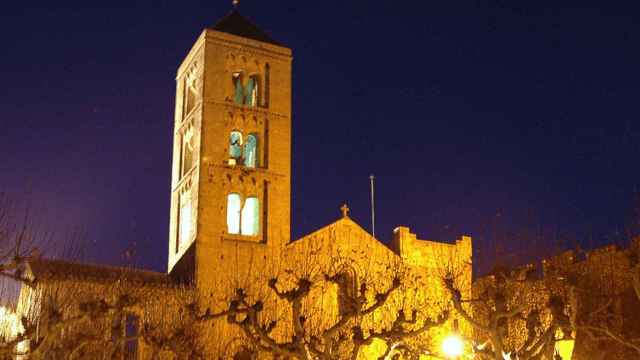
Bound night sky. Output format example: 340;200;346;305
2;1;640;275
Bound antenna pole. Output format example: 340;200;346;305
370;174;376;238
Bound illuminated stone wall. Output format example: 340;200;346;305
285;218;473;358
471;239;640;360
545;240;640;360
15;268;190;359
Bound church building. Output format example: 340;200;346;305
15;8;472;359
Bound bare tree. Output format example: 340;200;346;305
444;263;572;360
0;193;203;359
550;243;640;359
201;250;450;360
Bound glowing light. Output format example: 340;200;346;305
554;329;575;360
555;339;575;360
442;334;464;358
0;306;24;340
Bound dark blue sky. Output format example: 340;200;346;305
2;1;639;274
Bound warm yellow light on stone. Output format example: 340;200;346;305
442;334;464;358
555;339;574;360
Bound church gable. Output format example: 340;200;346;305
288;216;399;266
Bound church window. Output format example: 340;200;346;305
227;194;260;236
337;267;358;316
184;77;197;117
227;193;242;234
180;126;195;177
229;131;243;160
124;314;139;359
232;72;260;107
233;72;244;105
243;134;258;168
179;191;193;248
241;197;260;236
264;63;270;107
111;313;139;360
246;75;259;107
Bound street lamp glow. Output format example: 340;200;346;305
442;334;464;358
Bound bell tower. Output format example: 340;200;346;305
167;10;292;287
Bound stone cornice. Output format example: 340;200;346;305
204;29;292;60
204;100;290;119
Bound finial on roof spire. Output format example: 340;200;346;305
232;0;239;7
341;204;350;218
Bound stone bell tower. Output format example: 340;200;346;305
167;10;292;288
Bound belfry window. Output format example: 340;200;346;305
241;197;260;236
227;194;259;236
184;77;197;116
227;193;242;234
246;75;259;107
232;72;259;107
233;72;244;105
229;131;243;159
179;191;193;247
244;134;257;168
180;126;194;178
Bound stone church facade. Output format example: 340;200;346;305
16;10;473;359
163;9;472;357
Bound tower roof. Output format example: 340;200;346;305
210;10;282;46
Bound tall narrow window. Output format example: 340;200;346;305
241;197;260;236
179;191;193;247
112;313;139;360
337;267;358;316
244;134;257;168
175;196;180;254
227;193;241;234
184;77;197;116
246;75;259;107
264;63;270;107
233;72;244;105
229;131;243;159
180;126;194;177
124;314;139;360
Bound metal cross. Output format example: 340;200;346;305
341;204;350;218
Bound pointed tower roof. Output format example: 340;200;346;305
210;10;282;46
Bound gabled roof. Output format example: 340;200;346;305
210;10;282;46
288;216;397;258
24;258;172;286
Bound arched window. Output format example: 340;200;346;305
184;77;197;116
243;134;257;168
241;197;260;236
179;191;193;247
227;193;241;234
229;131;243;159
337;266;358;316
245;75;259;107
233;72;244;105
180;126;194;178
